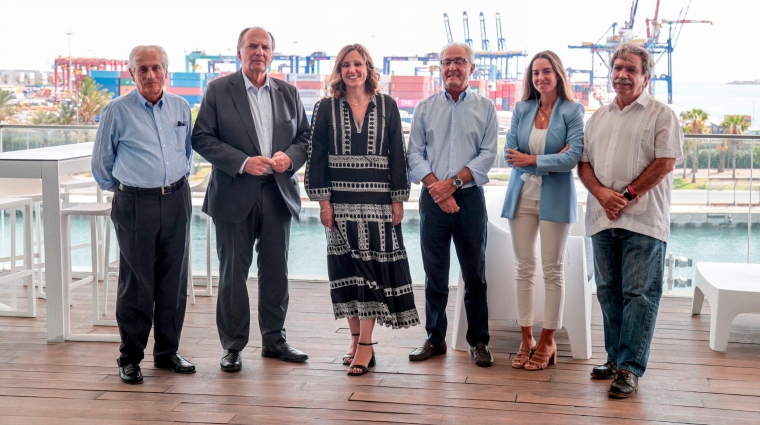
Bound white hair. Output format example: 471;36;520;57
129;45;169;73
439;42;475;64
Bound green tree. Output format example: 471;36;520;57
30;110;58;147
56;103;76;125
721;115;750;179
74;77;112;125
0;90;20;124
681;108;709;183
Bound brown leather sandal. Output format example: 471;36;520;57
524;347;557;371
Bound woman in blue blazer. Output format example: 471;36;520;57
501;50;584;371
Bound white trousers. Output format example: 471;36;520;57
508;198;571;330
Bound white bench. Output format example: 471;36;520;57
691;262;760;352
451;187;593;359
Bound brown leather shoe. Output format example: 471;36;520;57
408;339;447;361
470;343;494;367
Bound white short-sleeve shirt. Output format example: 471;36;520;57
581;90;684;242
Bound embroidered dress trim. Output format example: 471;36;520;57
328;155;389;169
327;245;408;262
333;300;421;329
306;187;331;200
339;99;352;155
333;204;393;222
332;181;390;192
366;95;378;155
305;99;330;200
390;189;410;202
329;277;413;298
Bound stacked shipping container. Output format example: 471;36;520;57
288;73;329;112
388;75;434;110
487;80;522;111
89;70;120;99
167;72;205;106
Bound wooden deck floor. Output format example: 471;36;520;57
1;279;760;424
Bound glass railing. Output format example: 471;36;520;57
1;126;757;293
0;124;98;153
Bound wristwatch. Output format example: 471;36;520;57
621;187;637;201
452;176;464;189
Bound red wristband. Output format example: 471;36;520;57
627;185;636;196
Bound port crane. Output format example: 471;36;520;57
441;11;528;80
53;56;129;93
569;0;711;104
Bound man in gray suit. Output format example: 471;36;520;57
192;26;310;371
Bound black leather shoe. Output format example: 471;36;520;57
261;340;309;363
409;339;447;361
119;363;143;384
470;343;494;367
220;349;242;372
591;361;618;379
609;370;638;398
154;353;196;374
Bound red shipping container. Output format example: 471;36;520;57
488;90;497;99
294;81;325;90
389;75;431;84
395;98;422;108
495;104;503;111
390;82;432;92
389;90;430;99
120;71;131;79
167;87;203;96
270;73;287;81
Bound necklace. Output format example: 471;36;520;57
537;99;554;122
347;95;367;106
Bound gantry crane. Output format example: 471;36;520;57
568;0;711;103
479;12;490;51
462;12;473;48
443;13;453;44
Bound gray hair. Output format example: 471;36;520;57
128;45;169;72
237;27;276;51
610;43;653;81
440;42;475;64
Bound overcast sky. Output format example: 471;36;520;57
0;0;752;83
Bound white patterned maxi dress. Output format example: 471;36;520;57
305;94;420;329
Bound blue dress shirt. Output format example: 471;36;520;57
407;88;498;187
92;90;192;191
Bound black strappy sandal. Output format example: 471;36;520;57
342;333;360;365
347;342;377;376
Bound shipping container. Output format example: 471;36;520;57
90;70;120;79
120;86;136;96
167;87;203;96
269;73;287;81
170;79;205;88
389;75;431;84
294;81;326;90
120;71;131;79
170;72;206;81
394;98;422;108
288;73;328;82
120;78;135;87
390;82;433;93
388;90;430;99
180;95;204;105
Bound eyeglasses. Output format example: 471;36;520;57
440;58;469;68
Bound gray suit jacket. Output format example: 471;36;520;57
192;70;310;223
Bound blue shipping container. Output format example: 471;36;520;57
180;95;203;105
170;72;206;81
169;80;205;88
90;70;120;79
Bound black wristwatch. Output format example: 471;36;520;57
621;187;636;201
452;176;464;189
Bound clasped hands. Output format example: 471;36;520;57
243;151;291;175
597;187;637;221
428;179;460;214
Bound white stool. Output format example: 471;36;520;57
0;197;36;317
61;202;118;342
692;262;760;352
189;174;214;297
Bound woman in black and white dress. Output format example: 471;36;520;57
306;44;419;376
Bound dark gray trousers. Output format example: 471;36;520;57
111;182;191;367
214;180;292;350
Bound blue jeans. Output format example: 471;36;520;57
592;228;666;377
420;186;489;347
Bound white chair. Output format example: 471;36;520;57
691;262;760;352
189;174;214;297
61;202;119;342
451;186;593;359
0;197;36;317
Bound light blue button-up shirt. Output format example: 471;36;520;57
407;88;498;187
240;73;273;174
92;89;192;191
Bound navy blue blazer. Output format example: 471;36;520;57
500;97;585;223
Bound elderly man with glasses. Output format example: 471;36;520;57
406;42;498;367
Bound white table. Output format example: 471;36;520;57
0;142;94;342
692;262;760;352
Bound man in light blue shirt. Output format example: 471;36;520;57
407;42;498;367
92;45;195;385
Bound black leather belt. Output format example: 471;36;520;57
455;186;478;195
118;176;187;195
253;174;275;184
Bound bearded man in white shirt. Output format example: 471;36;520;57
578;43;683;399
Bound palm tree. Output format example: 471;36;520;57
74;77;112;125
682;108;709;183
0;90;20;124
56;103;76;125
721;115;750;179
30;110;58;147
